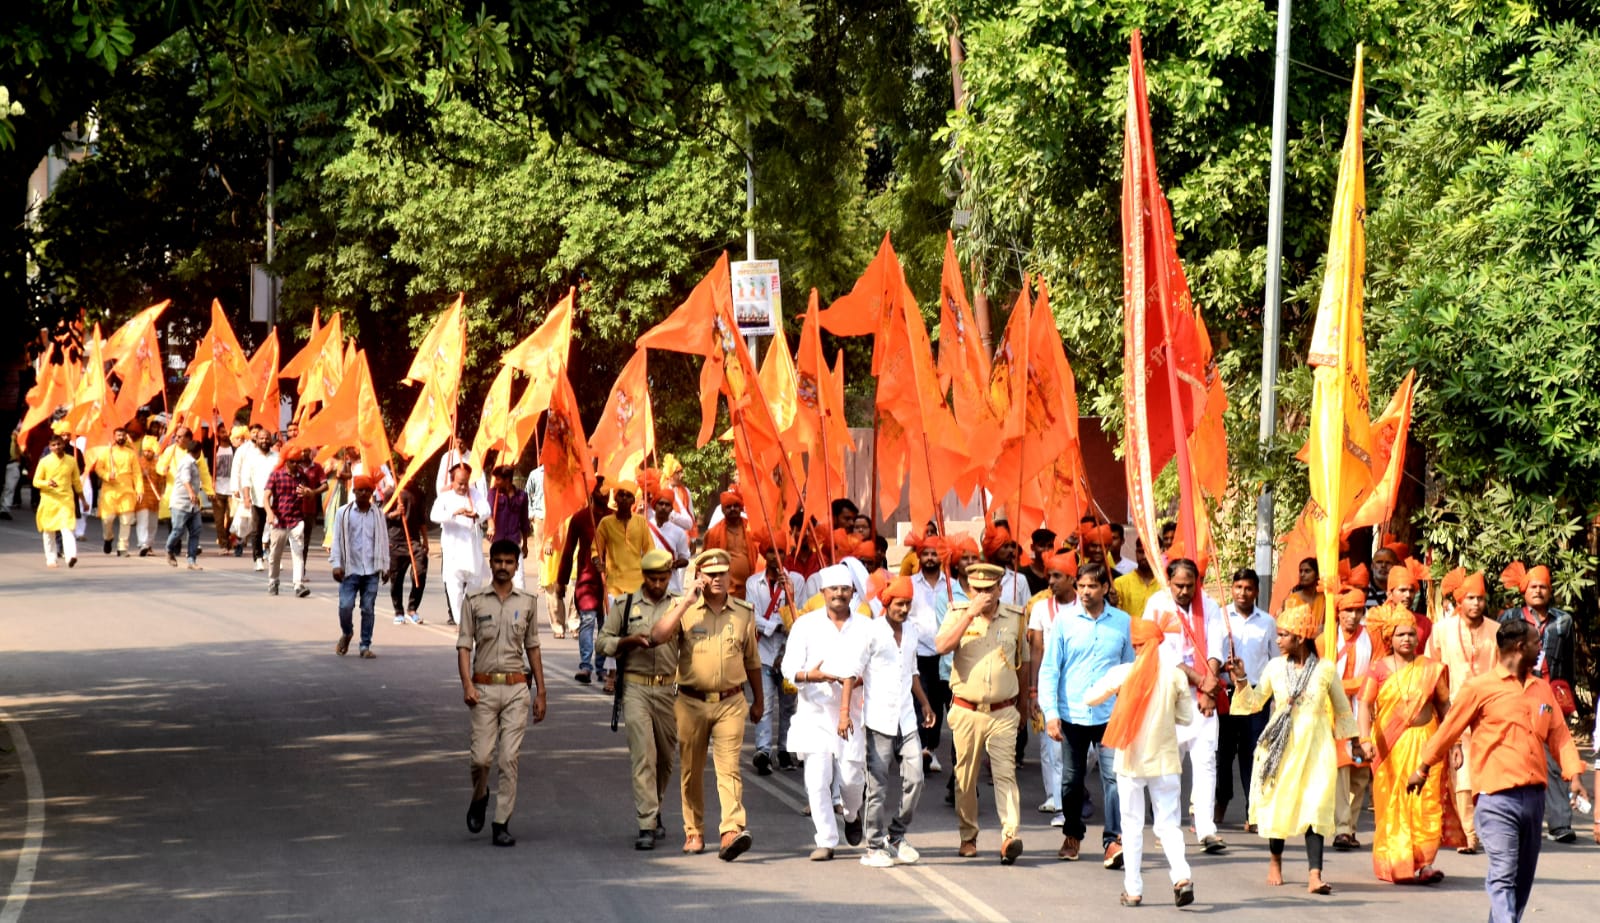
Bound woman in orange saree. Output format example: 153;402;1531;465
1357;610;1463;883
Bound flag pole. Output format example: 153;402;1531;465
1253;0;1294;601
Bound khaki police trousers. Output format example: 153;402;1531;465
676;693;748;837
1336;762;1372;837
470;682;530;824
949;703;1021;843
625;682;678;831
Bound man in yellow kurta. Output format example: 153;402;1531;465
133;424;164;555
33;433;84;568
89;426;142;555
1356;609;1460;884
1226;599;1359;895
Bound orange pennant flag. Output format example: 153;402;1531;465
470;362;518;466
20;359;78;437
589;348;655;484
293;312;346;421
938;232;994;439
284;349;392;473
63;326;116;442
758;329;800;444
501;288;574;405
280;309;337;385
247;329;282;431
818;232;898;371
104;300;169;425
540;369;596;540
1346;369;1417;532
393;298;467;459
636;256;732;447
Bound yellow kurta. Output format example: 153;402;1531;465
1232;657;1357;839
1364;657;1457;881
33;453;82;532
92;443;143;515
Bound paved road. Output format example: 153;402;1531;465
0;518;1596;921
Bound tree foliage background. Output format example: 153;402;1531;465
8;1;1600;648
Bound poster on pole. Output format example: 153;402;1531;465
731;259;781;337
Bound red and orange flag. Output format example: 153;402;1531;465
1121;31;1214;575
590;348;655;484
246;329;281;431
540;369;596;538
1347;369;1417;533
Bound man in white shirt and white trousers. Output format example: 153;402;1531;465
432;462;490;627
783;564;870;861
1140;558;1230;854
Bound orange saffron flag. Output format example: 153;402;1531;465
501;288;574;411
590;348;655;484
818;232;898;371
284;350;392;473
63;326;116;443
393;297;466;459
20;359;78;437
469;362;518;466
636;256;733;447
104;300;169;424
247;329;281;431
1346;369;1417;533
540;369;596;537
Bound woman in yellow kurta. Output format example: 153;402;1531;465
1356;609;1460;883
33;433;84;567
1226;599;1358;895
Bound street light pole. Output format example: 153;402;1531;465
1254;0;1293;600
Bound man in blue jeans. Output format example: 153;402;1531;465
330;475;390;659
1039;561;1134;868
165;436;206;570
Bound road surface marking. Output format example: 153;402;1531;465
1;708;44;923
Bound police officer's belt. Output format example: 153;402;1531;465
679;685;742;703
473;672;529;685
624;672;675;687
952;695;1018;714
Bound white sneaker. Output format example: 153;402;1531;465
394;615;406;625
1038;800;1061;813
928;754;941;773
1050;812;1066;827
860;849;895;869
891;840;920;864
404;614;420;625
253;559;265;572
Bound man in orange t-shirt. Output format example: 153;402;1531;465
1412;620;1587;923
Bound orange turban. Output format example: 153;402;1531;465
981;524;1013;559
1085;524;1115;547
907;531;950;560
719;490;743;507
866;569;890;601
1336;587;1367;611
750;529;789;559
951;536;982;560
1386;564;1418;591
1439;566;1467;602
1102;619;1168;750
1500;561;1550;595
1456;570;1488;604
351;474;376;491
1043;551;1078;577
879;575;915;606
1345;563;1370;589
851;539;876;560
1279;599;1322;640
1367;605;1419;656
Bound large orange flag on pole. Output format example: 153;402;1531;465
794;291;849;548
391;297;467;496
247;329;281;431
20;358;78;437
818;232;899;372
590;348;655;484
292;313;345;420
283;350;392;472
104;300;169;424
636;257;733;447
938;232;995;493
1122;31;1211;575
63;326;116;442
540;369;595;538
1346;369;1416;533
470;362;518;467
1307;46;1374;647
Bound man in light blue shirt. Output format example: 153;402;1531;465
1040;561;1134;866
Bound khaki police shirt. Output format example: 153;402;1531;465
456;587;540;675
942;601;1028;704
672;596;760;692
598;590;681;678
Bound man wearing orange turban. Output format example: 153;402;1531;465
1086;618;1197;906
702;490;753;599
1496;562;1580;842
1370;561;1433;650
745;529;805;776
1423;568;1497;851
330;466;391;658
908;532;955;775
981;522;1030;607
1331;586;1373;850
1026;550;1078;822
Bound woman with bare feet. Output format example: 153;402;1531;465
1226;598;1359;895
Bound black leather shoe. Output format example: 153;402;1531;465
635;830;656;850
844;813;864;847
754;750;772;776
491;822;516;847
467;795;488;833
654;823;666;840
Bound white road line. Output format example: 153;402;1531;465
0;708;44;923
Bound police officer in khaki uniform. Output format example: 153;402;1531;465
935;562;1030;864
650;548;764;861
457;539;548;847
598;548;681;850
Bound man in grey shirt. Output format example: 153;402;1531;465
165;432;206;570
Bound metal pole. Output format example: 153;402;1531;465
744;120;760;358
266;131;278;328
1254;0;1292;600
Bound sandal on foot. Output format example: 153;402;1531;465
1174;881;1194;907
1120;893;1142;907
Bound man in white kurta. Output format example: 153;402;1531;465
1141;559;1229;853
431;464;490;626
782;564;871;859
